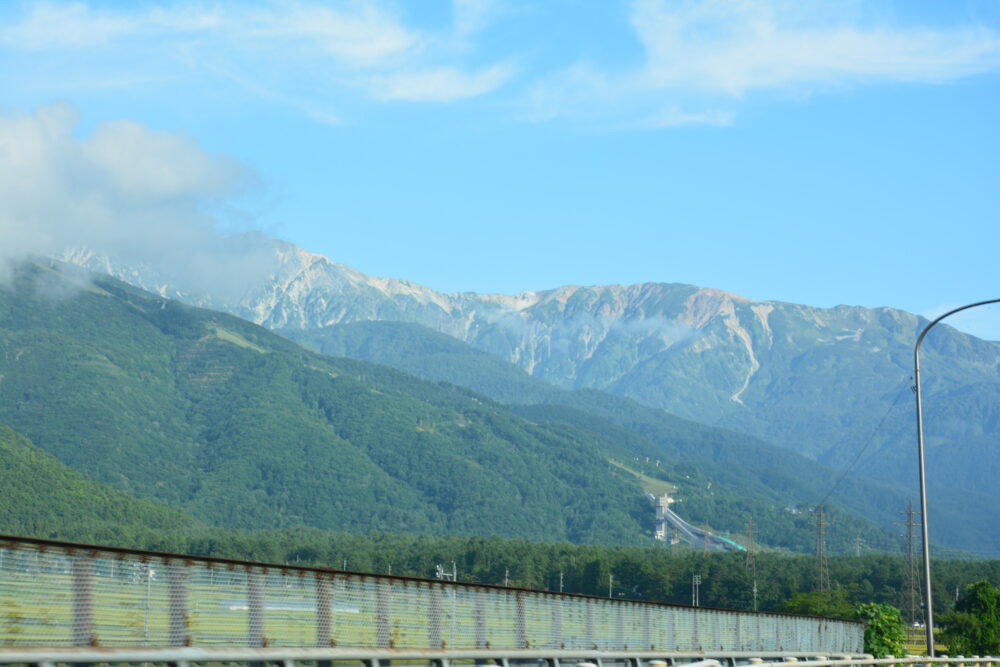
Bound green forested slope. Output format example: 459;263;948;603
0;423;199;542
0;262;648;543
285;320;999;556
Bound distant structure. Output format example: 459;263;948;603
746;517;758;611
899;501;923;625
814;505;830;592
654;493;679;544
650;492;744;552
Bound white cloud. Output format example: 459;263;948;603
523;0;1000;126
0;2;220;49
0;105;274;297
631;0;1000;96
645;106;734;128
451;0;501;39
0;1;512;116
371;64;514;102
242;3;420;68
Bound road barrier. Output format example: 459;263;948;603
0;535;862;652
2;649;997;667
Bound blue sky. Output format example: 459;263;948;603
1;0;999;338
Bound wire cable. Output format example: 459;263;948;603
816;378;912;510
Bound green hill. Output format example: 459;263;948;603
285;320;999;556
0;423;199;544
0;262;649;544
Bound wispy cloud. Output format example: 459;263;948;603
644;106;734;128
0;1;514;119
241;3;420;68
370;63;514;102
0;2;221;50
631;0;1000;95
524;0;1000;126
4;1;1000;129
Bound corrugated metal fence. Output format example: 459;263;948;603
0;536;863;653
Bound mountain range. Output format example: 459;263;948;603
2;259;962;554
65;240;1000;510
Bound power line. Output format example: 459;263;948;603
816;379;911;510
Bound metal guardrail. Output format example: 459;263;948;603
0;535;863;653
0;648;995;667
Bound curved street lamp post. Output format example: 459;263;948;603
913;298;1000;656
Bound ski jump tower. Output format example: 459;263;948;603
654;493;677;543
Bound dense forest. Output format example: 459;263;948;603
286;320;997;554
0;261;911;552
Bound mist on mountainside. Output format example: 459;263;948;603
0;104;276;300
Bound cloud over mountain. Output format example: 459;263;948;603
0;104;274;296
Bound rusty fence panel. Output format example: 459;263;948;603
0;537;863;652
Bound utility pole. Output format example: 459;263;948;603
897;501;923;626
608;573;613;598
913;298;1000;655
746;517;758;612
814;505;830;592
692;574;701;606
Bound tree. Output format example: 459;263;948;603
939;580;1000;656
777;589;854;619
854;602;905;658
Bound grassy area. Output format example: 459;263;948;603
904;626;946;655
610;459;677;496
212;325;268;353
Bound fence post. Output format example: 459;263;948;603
474;589;487;648
669;605;678;651
429;583;444;649
316;573;333;647
167;565;189;646
585;599;595;649
643;604;652;650
72;556;95;647
515;591;528;648
375;578;392;648
247;568;266;647
551;594;563;648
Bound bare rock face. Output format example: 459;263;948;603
62;238;1000;497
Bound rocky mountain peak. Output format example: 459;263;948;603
58;237;999;496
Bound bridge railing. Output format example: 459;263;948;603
0;535;862;653
0;648;996;667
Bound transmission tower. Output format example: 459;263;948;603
897;501;923;625
814;505;830;592
746;517;758;611
855;536;863;557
